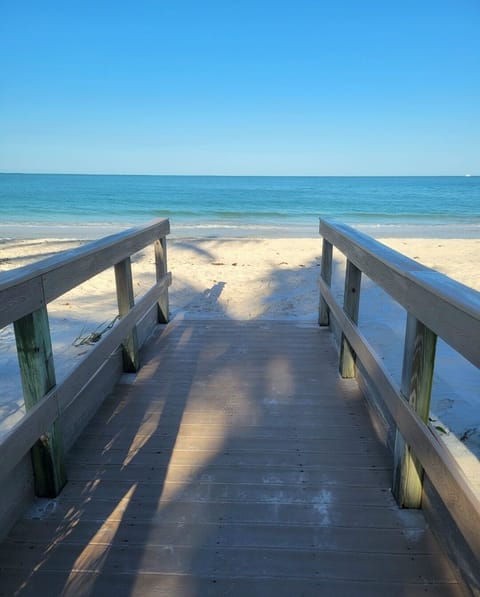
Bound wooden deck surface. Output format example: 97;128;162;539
0;320;469;596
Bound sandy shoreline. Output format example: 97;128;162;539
1;236;479;475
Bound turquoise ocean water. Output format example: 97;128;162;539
0;174;479;239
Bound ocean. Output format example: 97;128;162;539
0;174;479;239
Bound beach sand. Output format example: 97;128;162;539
1;236;479;479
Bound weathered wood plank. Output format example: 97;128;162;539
95;397;367;417
65;447;391;469
0;275;171;484
16;495;429;529
0;320;468;594
114;257;140;372
0;218;170;324
155;237;169;323
320;219;480;367
72;407;375;433
66;463;391;487
13;307;67;497
0;570;464;597
0;542;460;583
0;219;171;502
393;314;437;508
0;276;44;331
74;425;373;447
339;260;362;378
320;277;480;561
14;308;56;410
6;518;441;553
318;238;333;325
58;479;395;507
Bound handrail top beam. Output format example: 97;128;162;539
320;218;480;322
0;217;170;293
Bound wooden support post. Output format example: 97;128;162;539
155;237;169;323
339;260;361;378
318;239;333;326
13;306;67;497
393;313;437;508
115;257;140;372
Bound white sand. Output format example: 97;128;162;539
1;236;479;479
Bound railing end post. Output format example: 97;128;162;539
318;238;333;327
115;257;140;372
155;238;170;324
392;315;437;508
13;306;67;497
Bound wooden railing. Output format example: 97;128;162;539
318;218;480;560
0;218;171;497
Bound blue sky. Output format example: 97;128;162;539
1;1;479;175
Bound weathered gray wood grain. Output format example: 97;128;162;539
114;256;140;372
320;219;480;367
320;277;480;562
0;274;171;483
318;238;333;325
13;306;67;496
393;314;437;507
339;259;362;378
0;218;170;326
155;237;169;323
1;319;467;595
0;277;44;331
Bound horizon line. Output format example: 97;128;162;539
1;172;478;178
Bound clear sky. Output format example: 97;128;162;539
1;1;479;175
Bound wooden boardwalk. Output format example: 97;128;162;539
0;320;469;596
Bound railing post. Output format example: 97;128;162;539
155;237;170;323
318;239;333;326
393;313;437;507
13;306;67;497
339;260;362;378
115;257;140;372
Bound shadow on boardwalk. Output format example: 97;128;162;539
0;256;470;596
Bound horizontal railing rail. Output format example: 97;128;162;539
0;218;171;329
318;218;480;562
0;218;171;496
